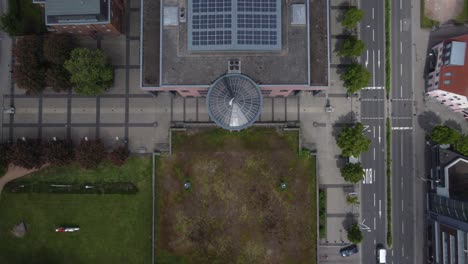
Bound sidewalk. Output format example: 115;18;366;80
0;0;13;141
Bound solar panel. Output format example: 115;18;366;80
188;0;281;51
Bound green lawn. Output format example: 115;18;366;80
0;157;152;264
157;128;317;264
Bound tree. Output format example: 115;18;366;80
15;64;46;94
76;139;107;169
341;63;371;93
338;36;366;57
13;36;45;93
336;123;371;157
109;146;129;166
64;48;114;96
346;195;360;205
341;8;364;29
45;65;71;92
11;139;45;169
431;125;460;145
347;223;363;244
44;139;74;166
454;135;468;156
43;34;76;65
341;163;364;183
13;36;43;65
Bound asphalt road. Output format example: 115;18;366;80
390;0;415;263
359;0;387;263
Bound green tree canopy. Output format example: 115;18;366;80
341;63;371;93
347;223;363;244
336;123;371;157
43;34;76;65
340;162;364;183
64;48;114;96
454;135;468;156
338;36;366;57
341;8;364;29
431;125;461;145
45;65;71;92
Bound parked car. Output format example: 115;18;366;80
340;244;358;257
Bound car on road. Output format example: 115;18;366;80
377;244;386;263
339;244;358;257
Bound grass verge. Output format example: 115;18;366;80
319;189;326;239
385;0;391;98
455;0;468;24
386;118;392;247
420;0;440;28
0;157;152;264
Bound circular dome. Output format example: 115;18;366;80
207;74;262;131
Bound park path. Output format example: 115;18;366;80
0;164;48;195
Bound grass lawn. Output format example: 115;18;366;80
0;157;152;264
156;128;317;264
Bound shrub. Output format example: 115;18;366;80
347;223;363;244
11;139;45;169
0;143;12;175
76;139;107;169
13;36;45;93
346;195;360;205
341;163;364;183
13;36;43;65
15;64;46;94
109;146;129;166
44;139;74;166
43;34;76;65
319;189;327;239
454;135;468;156
64;48;114;96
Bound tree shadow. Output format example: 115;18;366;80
333;111;356;137
444;119;462;133
418;111;441;134
342;212;357;231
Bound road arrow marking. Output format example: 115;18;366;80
378;125;381;144
379;200;382;218
365;50;369;67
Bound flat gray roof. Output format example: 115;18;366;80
46;0;101;16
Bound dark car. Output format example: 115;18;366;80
340;244;359;257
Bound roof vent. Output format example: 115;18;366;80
228;60;241;74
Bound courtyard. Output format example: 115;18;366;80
155;128;317;263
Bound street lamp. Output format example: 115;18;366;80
417;175;440;183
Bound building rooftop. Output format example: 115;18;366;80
141;0;329;89
44;0;109;25
437;35;468;97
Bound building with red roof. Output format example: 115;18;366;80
427;35;468;119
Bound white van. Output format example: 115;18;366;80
378;247;387;263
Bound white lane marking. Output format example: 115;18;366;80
372;8;375;19
402;221;405;234
362;86;384;90
400;85;403;98
401;180;403;190
400;64;403;76
378;49;381;68
374;238;376;245
374;193;376;207
378;125;381;144
373;126;376;138
373;147;376;160
400;0;402;9
379;200;382;218
374;217;376;230
392;126;413;130
370;169;373;184
401;200;404;212
401;132;404;166
400;20;402;32
372;29;375;41
366;49;369;67
402;246;405;257
400;41;402;54
373;50;376;86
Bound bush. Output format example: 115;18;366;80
347;223;363;244
319;189;327;239
15;64;46;94
454;135;468;156
64;48;114;96
0;143;12;175
341;163;364;183
11;139;45;169
431;125;461;145
341;8;364;29
346;195;360;205
109;146;129;166
13;36;46;93
44;139;74;166
341;63;371;93
13;36;43;65
336;123;371;157
76;139;107;169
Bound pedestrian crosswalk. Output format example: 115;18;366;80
363;168;373;184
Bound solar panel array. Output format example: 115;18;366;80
188;0;281;51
